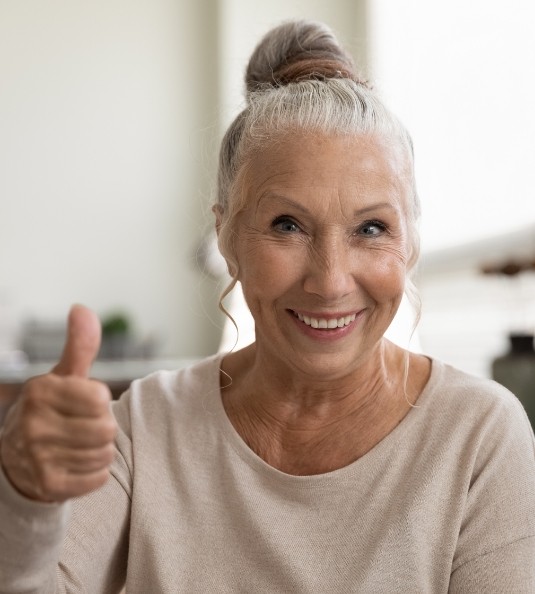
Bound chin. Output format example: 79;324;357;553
284;347;374;380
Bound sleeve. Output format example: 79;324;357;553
449;537;535;593
449;390;535;593
0;395;133;593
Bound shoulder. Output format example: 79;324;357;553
111;354;223;435
411;358;535;485
427;358;532;428
421;358;535;483
130;354;222;398
426;362;535;572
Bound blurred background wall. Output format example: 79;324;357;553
1;0;534;376
0;0;221;357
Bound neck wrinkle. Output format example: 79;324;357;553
223;339;404;432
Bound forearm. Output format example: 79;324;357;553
0;462;69;593
0;444;130;593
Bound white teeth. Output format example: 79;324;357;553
295;312;356;329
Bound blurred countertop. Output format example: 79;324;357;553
0;358;199;385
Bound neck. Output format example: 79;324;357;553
220;340;418;475
243;338;396;402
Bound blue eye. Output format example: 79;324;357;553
358;220;386;236
272;216;301;233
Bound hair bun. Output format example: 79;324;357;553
245;20;365;94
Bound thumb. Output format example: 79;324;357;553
52;304;101;377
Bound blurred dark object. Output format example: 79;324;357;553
0;384;19;426
100;312;131;360
492;333;535;428
481;257;535;276
102;314;129;335
20;319;66;362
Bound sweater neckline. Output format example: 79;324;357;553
206;353;444;487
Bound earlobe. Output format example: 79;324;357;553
211;204;237;278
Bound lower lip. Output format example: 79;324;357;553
288;311;362;342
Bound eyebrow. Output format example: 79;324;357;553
257;194;309;214
257;193;400;217
355;202;399;216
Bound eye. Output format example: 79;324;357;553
357;220;387;237
272;216;302;233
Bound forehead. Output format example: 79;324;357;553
243;132;412;211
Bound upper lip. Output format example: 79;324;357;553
289;309;361;320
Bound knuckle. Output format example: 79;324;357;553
36;467;60;497
24;375;43;393
86;384;111;415
85;400;100;417
100;418;118;442
28;444;53;477
21;379;43;409
102;443;116;464
22;375;63;418
30;444;50;465
20;414;45;442
94;382;112;405
24;374;55;399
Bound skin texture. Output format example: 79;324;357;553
0;305;117;502
218;132;431;475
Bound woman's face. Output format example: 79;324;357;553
231;132;412;379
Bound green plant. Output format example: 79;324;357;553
101;313;130;336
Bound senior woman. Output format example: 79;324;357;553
1;20;534;593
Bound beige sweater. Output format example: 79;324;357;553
1;355;535;593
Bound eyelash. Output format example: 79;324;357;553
357;220;388;237
272;216;302;233
272;216;388;237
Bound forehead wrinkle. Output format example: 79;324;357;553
256;192;312;216
355;202;401;217
253;187;404;228
247;166;296;217
246;146;409;221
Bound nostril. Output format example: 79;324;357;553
303;266;354;300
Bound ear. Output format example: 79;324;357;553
212;204;223;236
211;204;238;278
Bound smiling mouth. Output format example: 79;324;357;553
291;311;357;329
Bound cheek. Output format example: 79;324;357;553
364;251;407;299
238;242;303;301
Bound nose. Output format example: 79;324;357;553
302;237;355;301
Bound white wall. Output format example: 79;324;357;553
368;0;535;253
0;0;221;356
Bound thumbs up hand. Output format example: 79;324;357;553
0;305;117;502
